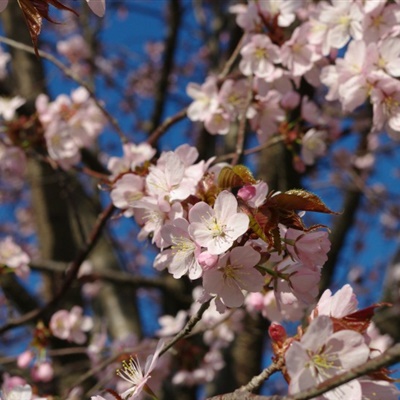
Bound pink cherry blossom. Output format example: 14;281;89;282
300;128;328;165
57;34;90;60
156;310;187;337
36;87;106;169
286;315;370;399
50;306;93;344
362;1;400;43
146;148;203;202
202;246;263;312
311;284;358;320
107;142;156;178
249;90;285;142
359;379;400;400
286;229;330;270
281;24;321;77
172;347;224;386
116;339;165;399
0;236;30;278
186;76;219;122
1;384;32;400
218;79;250;118
110;173;144;217
260;0;303;27
188;190;249;255
204;108;231;135
274;257;321;307
239;34;281;79
309;1;364;55
154;218;202;280
229;2;263;32
371;76;400;135
134;198;183;247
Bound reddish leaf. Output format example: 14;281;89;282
331;304;389;334
267;189;338;214
17;0;78;55
249;212;269;243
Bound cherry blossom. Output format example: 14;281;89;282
0;236;30;278
156;310;187;337
186;76;219;122
50;306;93;344
154;218;202;280
300;129;328;166
285;228;331;270
309;1;364;55
188;190;249;255
110;173;144;217
202;246;263;312
281;24;321;77
1;384;33;400
286;315;370;399
239;34;281;79
116;339;165;399
311;284;358;320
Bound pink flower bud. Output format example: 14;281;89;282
17;350;34;369
31;361;54;382
268;322;287;344
237;185;256;201
197;251;218;270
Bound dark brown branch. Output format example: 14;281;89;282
160;299;212;356
146;0;182;135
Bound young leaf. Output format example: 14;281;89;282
218;165;256;189
17;0;77;55
267;189;338;214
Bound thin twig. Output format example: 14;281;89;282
147;106;188;146
160;299;212;356
217;136;284;163
218;34;245;80
0;35;128;143
231;76;253;166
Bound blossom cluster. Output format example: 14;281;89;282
187;0;400;166
108;142;333;317
36;87;106;170
272;284;399;400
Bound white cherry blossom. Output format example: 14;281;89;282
188;191;249;255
